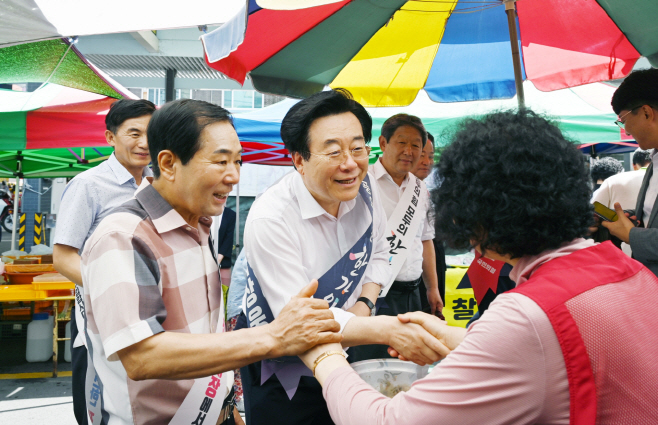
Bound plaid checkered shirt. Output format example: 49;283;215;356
81;177;226;425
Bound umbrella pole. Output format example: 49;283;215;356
504;0;525;110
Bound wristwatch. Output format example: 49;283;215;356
357;297;376;316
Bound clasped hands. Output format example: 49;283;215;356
298;311;458;375
269;280;458;371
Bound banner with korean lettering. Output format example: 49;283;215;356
443;267;478;328
381;175;427;296
169;292;233;425
169;372;233;425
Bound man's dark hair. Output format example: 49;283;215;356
590;157;623;184
633;148;651;167
611;68;658;115
433;109;592;259
280;89;372;161
427;132;436;152
147;99;234;178
381;113;427;147
105;99;156;133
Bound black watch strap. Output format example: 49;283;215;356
356;297;376;315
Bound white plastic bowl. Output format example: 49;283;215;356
350;359;429;397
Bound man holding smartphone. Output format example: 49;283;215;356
598;69;658;276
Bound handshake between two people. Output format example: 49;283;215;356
268;280;465;370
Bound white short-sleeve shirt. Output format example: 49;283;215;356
244;172;391;332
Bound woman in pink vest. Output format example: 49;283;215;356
298;110;658;424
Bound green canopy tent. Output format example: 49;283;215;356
0;81;122;249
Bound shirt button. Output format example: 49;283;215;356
186;226;192;231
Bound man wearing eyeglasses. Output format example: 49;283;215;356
238;90;446;425
349;114;442;363
599;69;658;276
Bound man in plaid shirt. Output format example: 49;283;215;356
81;99;342;425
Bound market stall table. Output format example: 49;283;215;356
0;283;74;377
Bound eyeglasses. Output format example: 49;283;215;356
615;106;642;130
310;146;371;166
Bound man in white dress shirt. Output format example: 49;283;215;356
350;114;442;363
239;90;446;425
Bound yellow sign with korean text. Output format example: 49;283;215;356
444;267;478;328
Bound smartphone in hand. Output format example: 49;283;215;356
593;201;618;222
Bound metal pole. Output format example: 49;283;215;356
165;68;177;102
10;156;22;251
10;177;20;251
504;0;525;110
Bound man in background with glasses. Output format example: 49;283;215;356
349;114;442;363
598;69;658;276
238;90;446;425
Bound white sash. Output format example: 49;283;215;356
169;295;234;425
380;174;427;297
169;370;234;425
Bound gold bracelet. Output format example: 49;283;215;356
312;350;346;376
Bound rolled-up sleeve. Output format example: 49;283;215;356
82;231;166;360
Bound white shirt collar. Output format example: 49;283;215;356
292;172;356;220
371;158;410;187
107;153;153;185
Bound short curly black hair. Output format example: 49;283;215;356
433;110;592;259
590;157;623;184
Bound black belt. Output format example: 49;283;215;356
390;278;421;292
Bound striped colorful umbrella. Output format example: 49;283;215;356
204;0;656;107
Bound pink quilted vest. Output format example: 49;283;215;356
510;242;658;424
